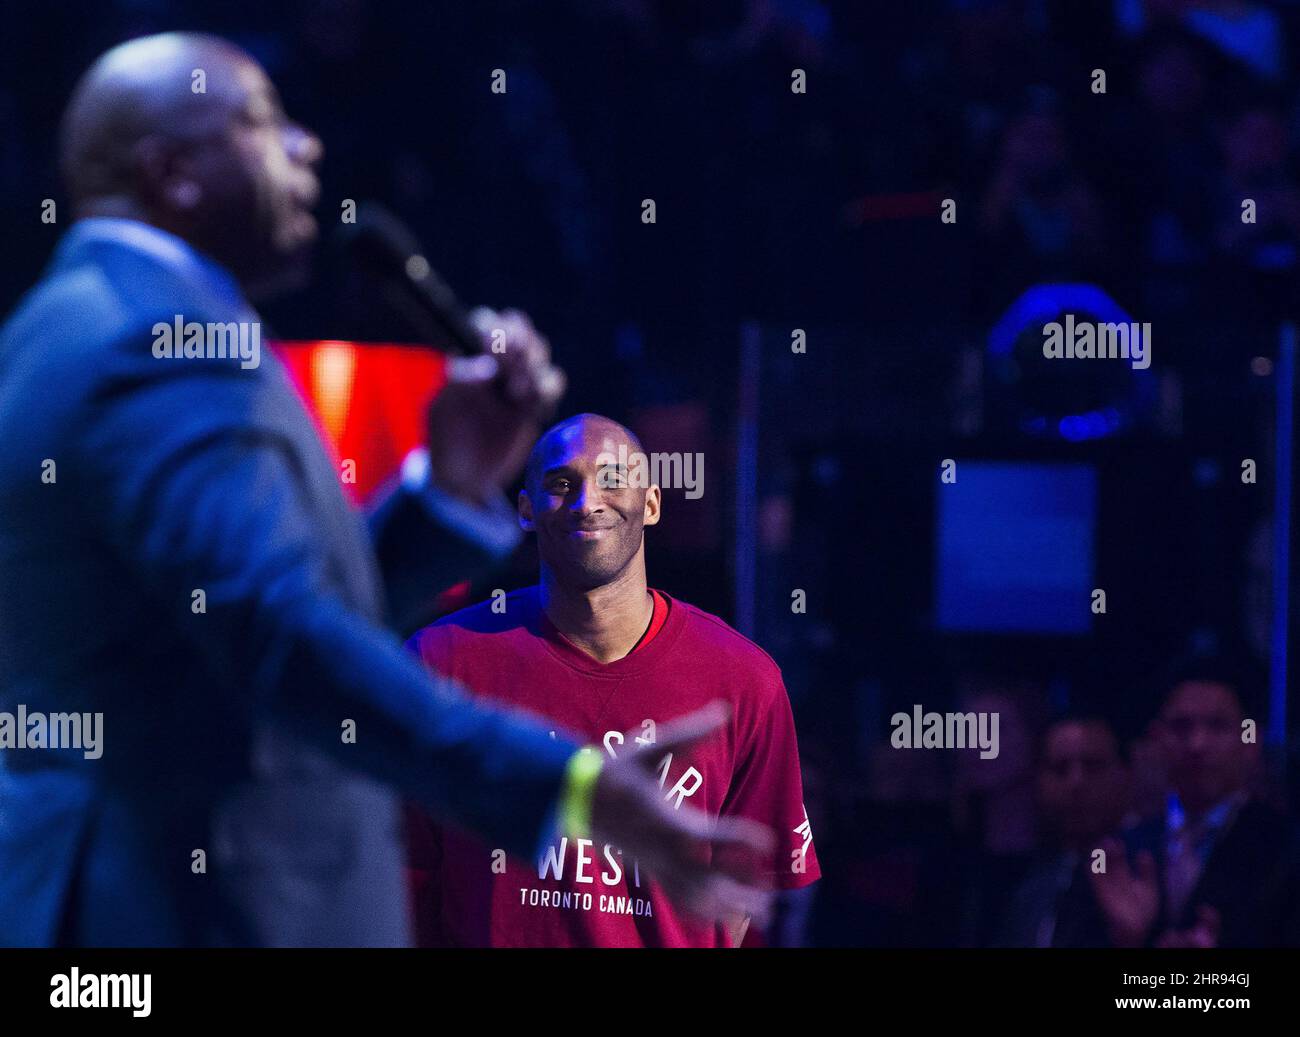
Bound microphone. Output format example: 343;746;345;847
333;201;564;412
335;200;482;356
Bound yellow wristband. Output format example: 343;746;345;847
559;746;605;840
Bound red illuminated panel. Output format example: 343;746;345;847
271;341;448;504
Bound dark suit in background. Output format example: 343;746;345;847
0;218;577;946
1123;798;1300;947
997;850;1111;948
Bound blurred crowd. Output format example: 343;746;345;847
4;1;1299;383
2;0;1298;946
805;653;1300;946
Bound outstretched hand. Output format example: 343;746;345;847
590;701;776;928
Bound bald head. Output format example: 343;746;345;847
59;33;322;295
525;413;644;498
61;34;247;202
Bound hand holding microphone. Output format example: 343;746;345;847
448;305;566;421
339;200;568;504
427;305;567;507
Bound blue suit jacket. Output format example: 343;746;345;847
0;221;576;946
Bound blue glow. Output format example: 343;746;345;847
936;462;1098;634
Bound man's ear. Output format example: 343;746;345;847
518;489;535;531
135;135;202;213
643;485;661;527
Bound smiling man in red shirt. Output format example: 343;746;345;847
406;412;819;946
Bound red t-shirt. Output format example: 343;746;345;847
406;586;820;947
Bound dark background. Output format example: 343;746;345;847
3;0;1299;946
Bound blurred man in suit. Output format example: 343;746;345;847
1091;659;1300;947
999;714;1129;947
0;32;767;947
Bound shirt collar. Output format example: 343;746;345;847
65;217;249;311
1166;790;1248;838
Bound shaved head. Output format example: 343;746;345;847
525;413;644;498
61;33;247;202
59;33;322;296
520;413;659;592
